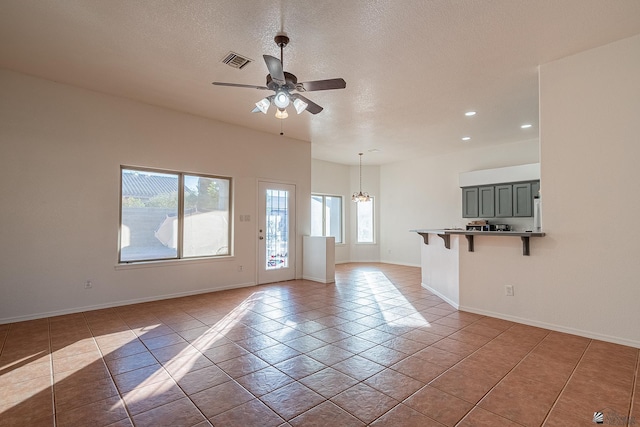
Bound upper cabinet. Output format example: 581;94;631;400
461;180;539;218
495;184;513;217
513;183;532;217
462;187;479;218
478;186;495;217
459;163;541;219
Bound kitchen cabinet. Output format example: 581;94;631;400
495;184;513;217
462;187;478;218
461;180;539;218
478;186;495;217
513;183;532;217
531;181;540;199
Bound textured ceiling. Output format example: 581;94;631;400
1;1;640;165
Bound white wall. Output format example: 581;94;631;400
311;158;381;263
379;140;540;266
378;34;640;347
0;69;311;323
459;34;640;347
311;159;350;263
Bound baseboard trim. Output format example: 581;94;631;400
458;305;640;349
302;275;335;284
381;260;421;268
422;282;460;310
0;282;256;325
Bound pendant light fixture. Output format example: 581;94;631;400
352;152;371;202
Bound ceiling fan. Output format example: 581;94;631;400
212;34;346;118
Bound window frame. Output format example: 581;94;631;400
310;193;344;244
355;196;375;244
118;166;233;264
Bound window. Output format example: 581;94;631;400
356;197;374;243
311;194;343;243
119;167;231;263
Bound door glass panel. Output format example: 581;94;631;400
266;189;289;270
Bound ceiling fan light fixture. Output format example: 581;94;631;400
293;98;308;114
255;97;270;114
274;90;290;109
275;108;288;119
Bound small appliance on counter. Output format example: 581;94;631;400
466;220;491;231
494;224;511;232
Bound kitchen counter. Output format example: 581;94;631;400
410;229;545;256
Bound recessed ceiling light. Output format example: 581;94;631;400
462;137;471;141
521;124;532;129
465;111;476;117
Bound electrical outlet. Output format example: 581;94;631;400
85;280;93;289
237;265;243;272
505;285;514;296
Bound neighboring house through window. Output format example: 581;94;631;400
120;167;231;262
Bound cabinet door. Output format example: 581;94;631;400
531;180;540;200
513;183;532;217
462;187;478;218
495;184;513;217
478;186;495;217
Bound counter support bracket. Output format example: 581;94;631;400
465;235;474;252
521;236;530;256
417;233;429;245
437;234;451;249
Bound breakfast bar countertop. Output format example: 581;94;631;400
410;229;545;256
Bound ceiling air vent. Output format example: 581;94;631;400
221;52;252;69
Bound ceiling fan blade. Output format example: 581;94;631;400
263;55;286;86
212;82;269;90
297;78;346;92
292;94;323;114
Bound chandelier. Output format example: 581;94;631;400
352;152;371;202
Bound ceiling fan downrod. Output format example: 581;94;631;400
274;34;289;67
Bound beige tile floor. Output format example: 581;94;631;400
0;263;638;426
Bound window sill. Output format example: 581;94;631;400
115;255;234;270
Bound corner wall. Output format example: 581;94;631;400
0;69;311;323
459;34;640;347
311;158;380;263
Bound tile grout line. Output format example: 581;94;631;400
627;349;639;427
360;311;491;425
47;318;57;427
83;310;137;427
0;324;8;358
447;323;553;426
125;307;260;426
276;274;490;425
540;337;594;425
8;265;636;427
213;290;415;425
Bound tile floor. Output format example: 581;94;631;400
0;263;638;426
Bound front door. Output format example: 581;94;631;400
258;181;296;284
